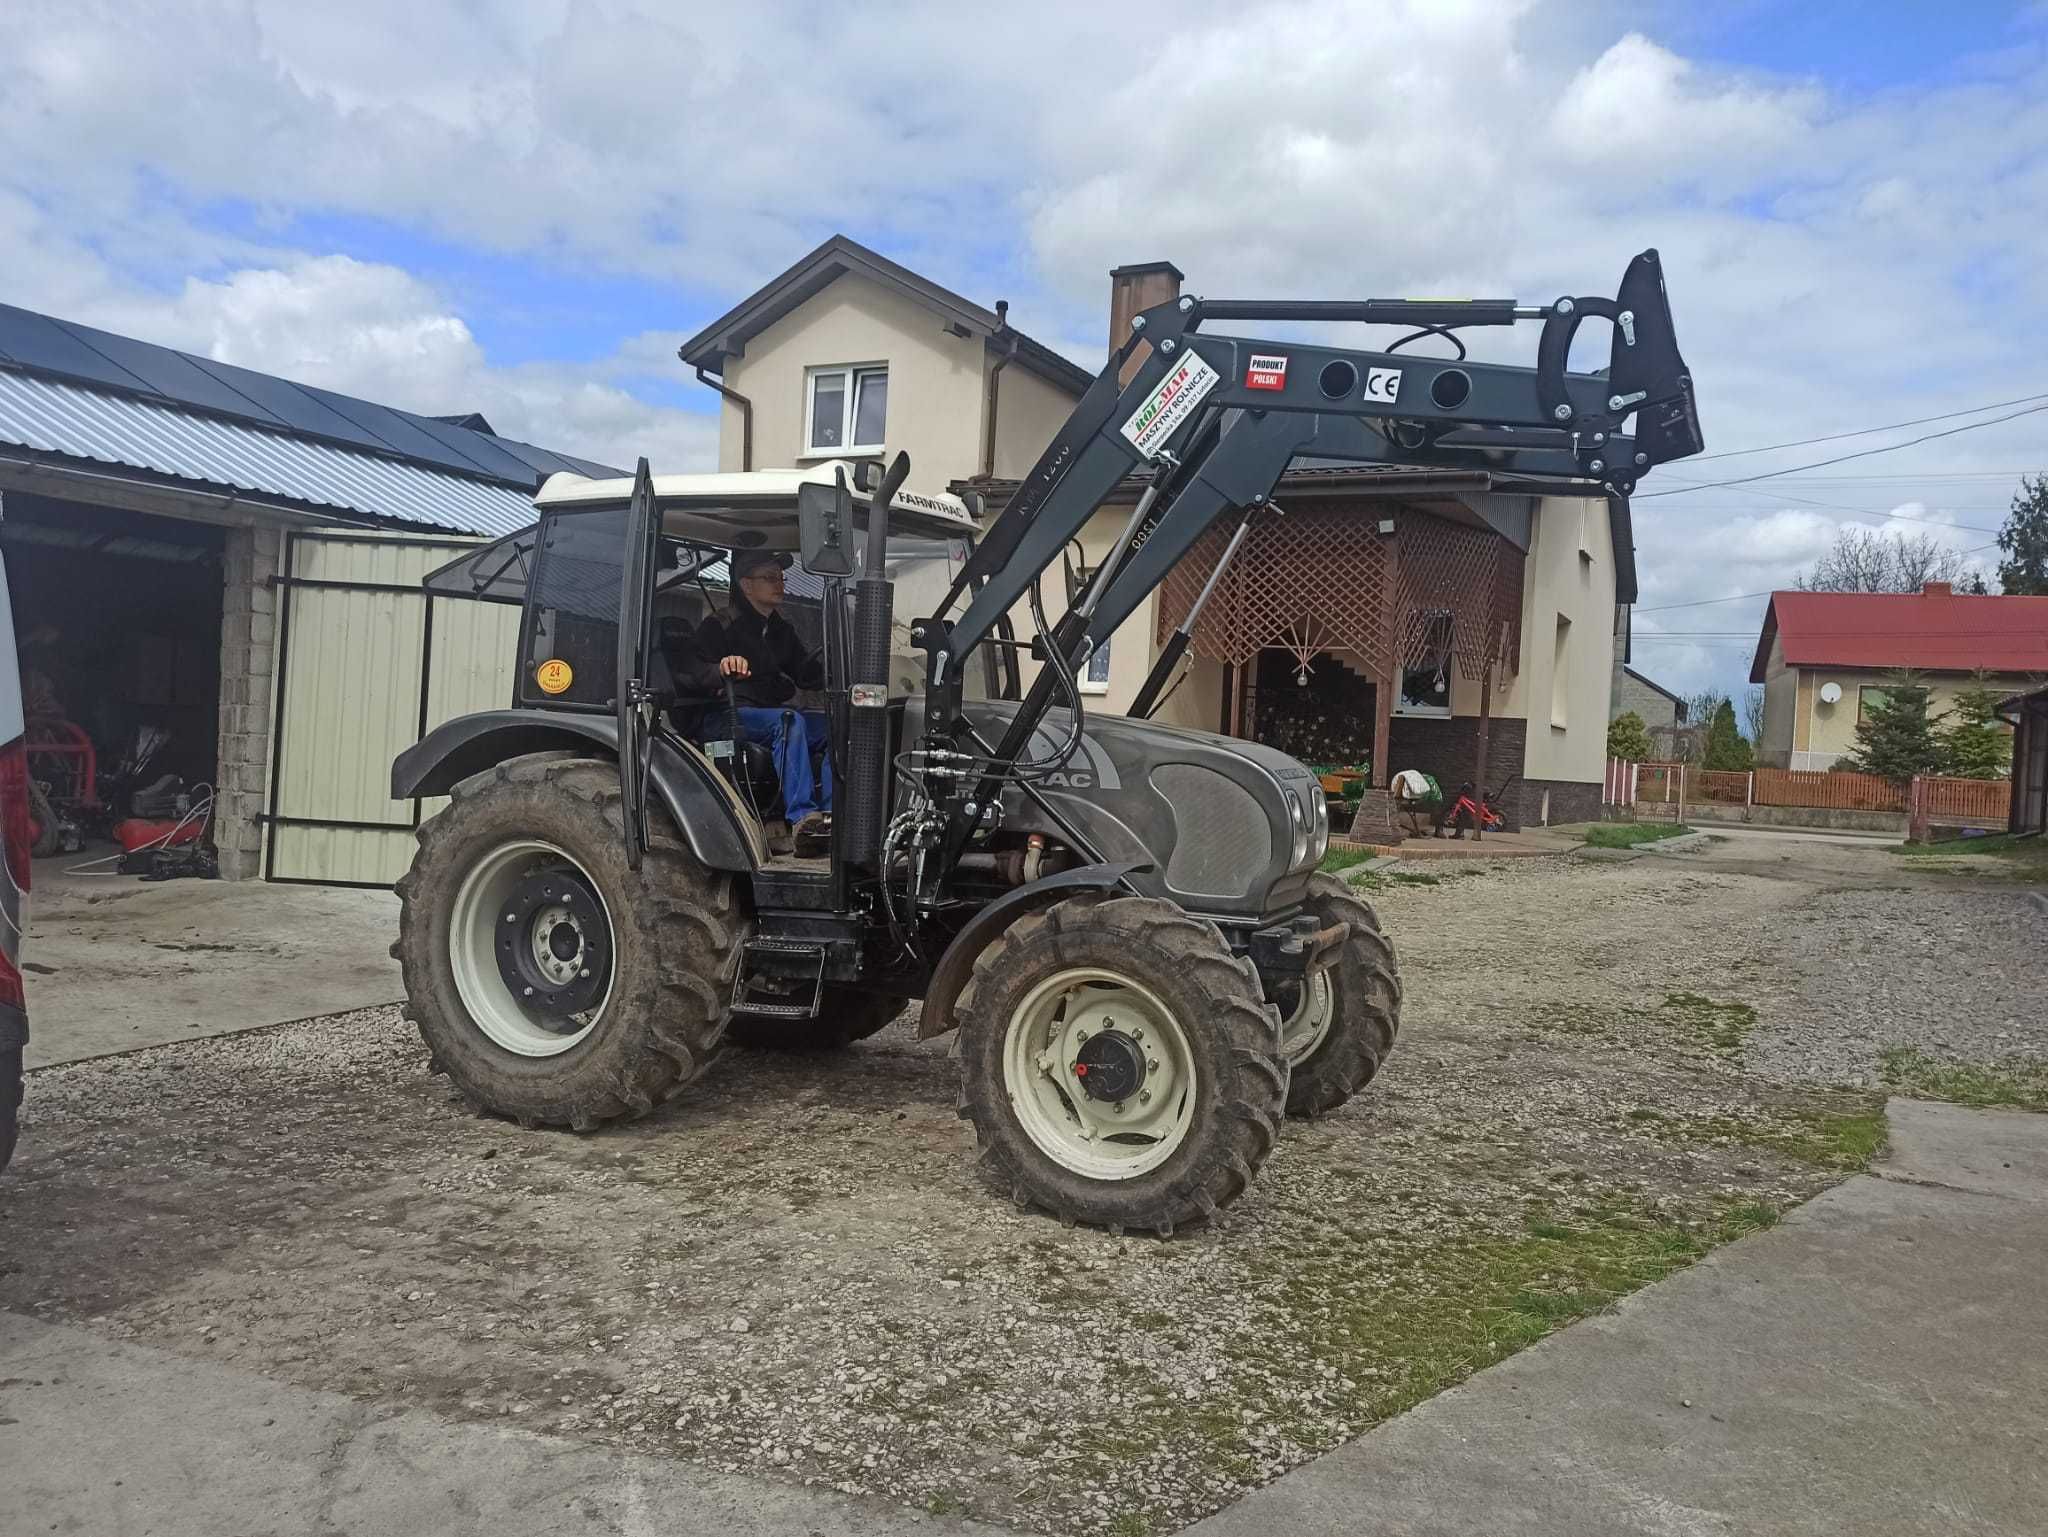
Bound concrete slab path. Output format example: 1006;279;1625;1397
0;1311;1008;1537
21;858;401;1067
1185;1098;2048;1536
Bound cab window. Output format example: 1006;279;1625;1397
520;506;625;708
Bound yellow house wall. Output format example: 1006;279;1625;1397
1793;667;2036;762
716;273;989;484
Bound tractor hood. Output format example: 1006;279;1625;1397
910;699;1327;920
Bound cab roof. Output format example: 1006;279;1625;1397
534;461;977;545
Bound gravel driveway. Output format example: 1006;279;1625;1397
3;838;2040;1535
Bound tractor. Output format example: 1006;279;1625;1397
392;251;1701;1234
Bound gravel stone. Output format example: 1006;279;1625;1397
4;841;2037;1534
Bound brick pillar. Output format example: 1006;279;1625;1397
213;525;285;880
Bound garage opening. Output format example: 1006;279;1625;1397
2;490;224;856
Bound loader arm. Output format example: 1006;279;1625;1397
911;248;1701;878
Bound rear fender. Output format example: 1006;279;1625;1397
393;709;762;872
914;861;1149;1039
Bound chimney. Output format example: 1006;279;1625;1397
1108;260;1185;384
1923;581;1954;597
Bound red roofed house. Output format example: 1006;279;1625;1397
1750;583;2048;770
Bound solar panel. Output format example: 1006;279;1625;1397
1;301;626;492
0;305;156;395
63;324;287;423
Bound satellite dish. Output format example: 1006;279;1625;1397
1819;682;1843;705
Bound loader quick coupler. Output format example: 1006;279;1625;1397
496;865;611;1021
1073;1030;1148;1104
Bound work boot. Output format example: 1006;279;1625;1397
766;819;795;856
793;811;832;858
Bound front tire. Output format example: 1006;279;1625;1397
394;753;744;1130
955;896;1288;1236
1277;873;1401;1117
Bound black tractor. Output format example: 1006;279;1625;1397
393;252;1701;1234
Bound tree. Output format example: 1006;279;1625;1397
1702;700;1754;771
1840;671;1947;783
1797;527;1965;593
1998;474;2048;596
1683;689;1727;730
1742;684;1766;746
1607;710;1652;762
1941;674;2013;780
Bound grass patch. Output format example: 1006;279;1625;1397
1880;1047;2048;1112
1891;832;2048;879
1584;822;1694;848
1659;992;1755;1058
1259;1200;1780;1420
1319;845;1375;874
1628;1095;1888;1172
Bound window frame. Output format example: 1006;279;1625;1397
1550;613;1573;730
1393;611;1454;718
801;363;888;459
1856;684;1891;725
1079;635;1113;696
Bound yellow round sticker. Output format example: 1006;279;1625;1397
534;658;574;695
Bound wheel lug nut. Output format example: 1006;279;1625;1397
522;986;535;997
1148;1059;1159;1071
1112;1101;1125;1114
1139;1090;1152;1104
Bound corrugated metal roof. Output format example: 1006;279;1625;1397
0;302;620;486
0;369;538;536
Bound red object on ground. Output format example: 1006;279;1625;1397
24;718;99;811
113;817;201;853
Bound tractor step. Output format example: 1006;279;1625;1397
730;937;826;1018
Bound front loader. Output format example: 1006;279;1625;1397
392;250;1701;1234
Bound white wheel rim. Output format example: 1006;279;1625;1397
1002;967;1198;1181
1280;966;1336;1065
449;840;615;1058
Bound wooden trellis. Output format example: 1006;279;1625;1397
1155;501;1526;787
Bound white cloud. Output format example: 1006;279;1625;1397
2;0;2045;701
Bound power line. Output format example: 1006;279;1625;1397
1639;401;2048;498
1685;392;2048;462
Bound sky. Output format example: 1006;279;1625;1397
3;0;2046;706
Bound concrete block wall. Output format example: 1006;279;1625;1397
213;524;284;880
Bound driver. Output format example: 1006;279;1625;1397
689;551;832;852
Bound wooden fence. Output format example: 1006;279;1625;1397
1606;760;2010;826
1753;766;1904;812
1915;775;2012;824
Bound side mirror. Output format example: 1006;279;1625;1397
798;470;856;576
852;460;882;494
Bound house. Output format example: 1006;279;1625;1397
2001;684;2048;836
1750;584;2048;770
685;236;1635;832
0;302;613;882
1611;660;1687;731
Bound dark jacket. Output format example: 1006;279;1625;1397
675;602;821;710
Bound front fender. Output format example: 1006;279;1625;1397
393;709;761;873
914;861;1150;1039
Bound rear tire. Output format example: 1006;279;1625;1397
727;990;904;1051
955;895;1288;1236
27;781;60;859
394;753;744;1130
1278;873;1401;1118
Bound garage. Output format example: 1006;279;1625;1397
5;493;225;856
0;301;612;884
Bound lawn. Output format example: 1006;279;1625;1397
1583;822;1695;849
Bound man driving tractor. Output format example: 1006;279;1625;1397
678;550;832;853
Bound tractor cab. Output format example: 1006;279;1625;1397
421;461;994;876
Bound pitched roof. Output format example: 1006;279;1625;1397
1620;664;1684;708
1749;586;2048;683
677;234;1093;398
0;301;620;535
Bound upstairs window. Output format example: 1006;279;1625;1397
805;364;888;455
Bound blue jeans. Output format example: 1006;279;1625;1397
727;706;832;822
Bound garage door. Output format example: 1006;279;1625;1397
266;531;521;885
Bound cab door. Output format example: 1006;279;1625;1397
616;459;660;868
